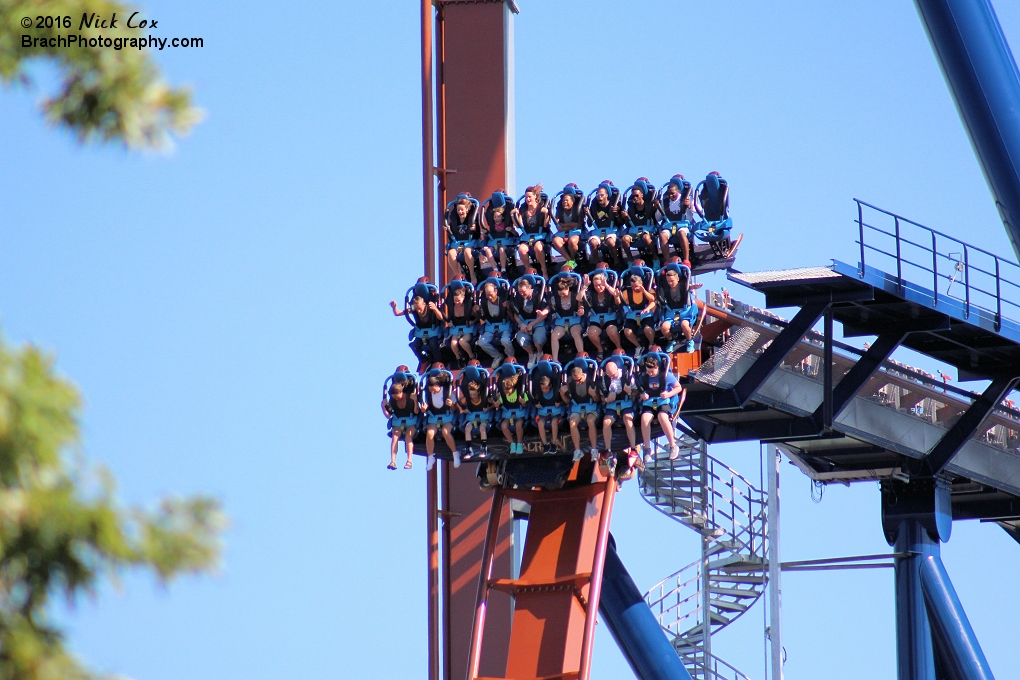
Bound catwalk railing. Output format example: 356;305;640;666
855;198;1020;330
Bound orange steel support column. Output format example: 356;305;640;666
434;3;517;680
464;473;619;680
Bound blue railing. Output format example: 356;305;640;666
855;199;1020;330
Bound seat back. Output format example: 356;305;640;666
697;173;729;222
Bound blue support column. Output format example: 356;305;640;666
920;554;995;680
894;521;940;680
599;535;693;680
914;0;1020;259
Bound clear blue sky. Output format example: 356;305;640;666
1;1;1019;678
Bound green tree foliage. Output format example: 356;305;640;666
0;0;200;148
0;338;223;680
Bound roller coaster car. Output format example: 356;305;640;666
693;172;742;262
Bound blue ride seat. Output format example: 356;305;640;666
585;180;623;239
693;172;732;247
529;359;566;419
403;279;443;341
656;175;695;235
481;190;517;250
623;177;658;238
514;189;553;246
547;271;584;330
599;352;637;417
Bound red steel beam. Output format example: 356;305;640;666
577;476;618;680
421;3;439;680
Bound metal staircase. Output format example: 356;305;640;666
639;435;768;680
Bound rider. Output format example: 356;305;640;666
510;275;549;368
512;185;551;279
620;178;658;265
586;181;625;270
443;281;476;364
529;359;565;454
547;272;586;364
637;352;684;461
657;263;700;353
493;362;530;455
620;268;658;354
580;267;623;359
457;364;493;459
445;195;480;285
475;278;515;368
481;190;517;275
656;175;694;267
551;184;585;264
598;354;637;459
421;368;460;470
390;281;444;371
382;367;419;470
560;357;600;462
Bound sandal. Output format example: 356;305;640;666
387;462;398;470
404;461;413;469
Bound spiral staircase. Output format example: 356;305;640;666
639;434;769;680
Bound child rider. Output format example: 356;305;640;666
561;361;600;461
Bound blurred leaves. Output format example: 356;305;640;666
0;336;224;680
0;0;201;148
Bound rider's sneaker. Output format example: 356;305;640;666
669;444;680;460
642;445;653;463
426;454;436;471
685;340;696;353
573;449;584;462
490;356;503;369
453;450;462;468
